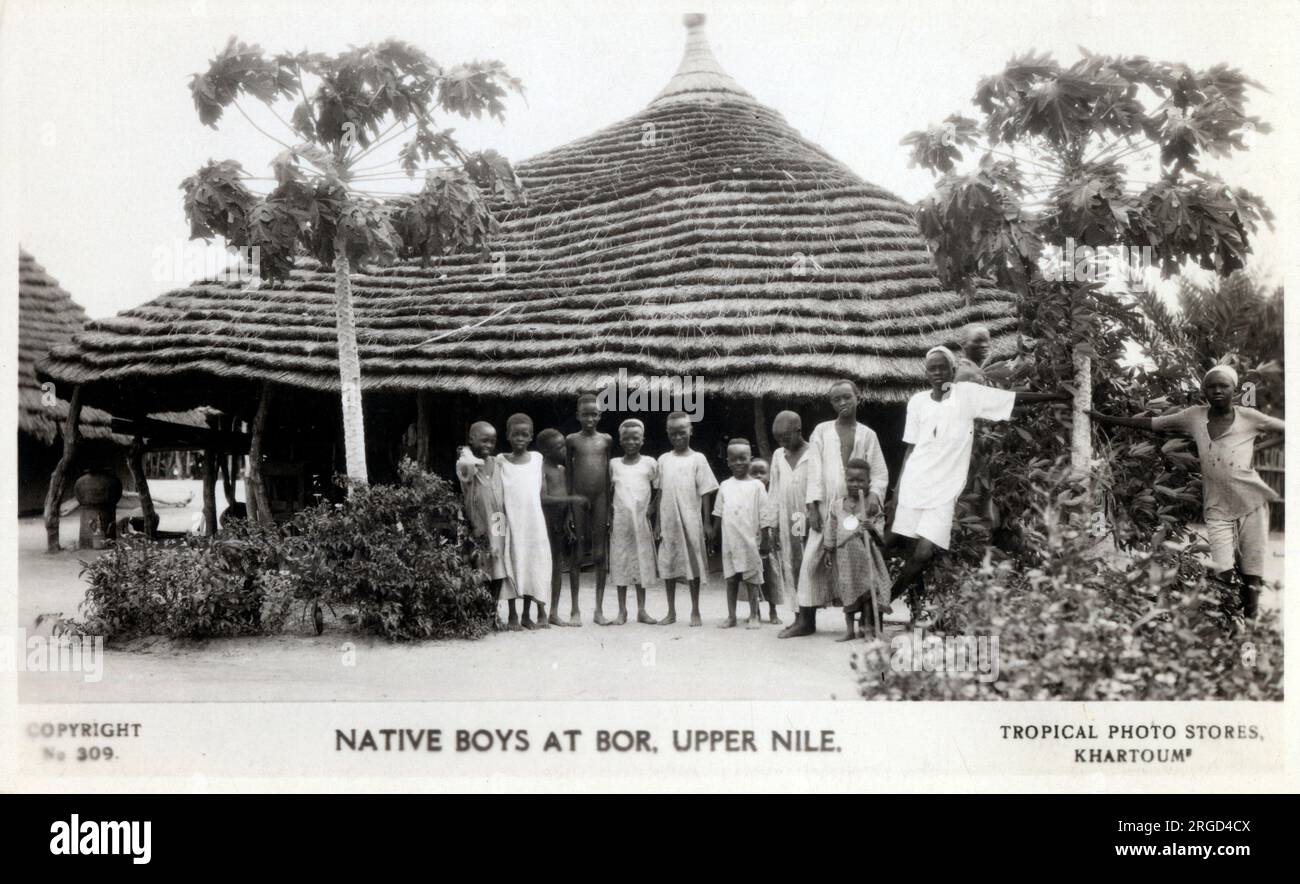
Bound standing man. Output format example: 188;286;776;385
1091;365;1284;619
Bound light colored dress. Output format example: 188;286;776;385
497;452;553;601
609;456;660;588
797;421;888;608
712;476;771;584
656;448;719;581
457;451;517;599
768;445;811;607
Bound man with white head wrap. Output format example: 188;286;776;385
887;346;1070;620
1091;364;1285;618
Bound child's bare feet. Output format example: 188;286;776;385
615;610;628;625
637;610;657;625
746;613;762;630
508;620;523;632
593;611;612;626
548;611;566;627
769;610;783;625
690;612;703;627
493;616;506;632
658;613;676;625
718;616;737;629
569;610;582;626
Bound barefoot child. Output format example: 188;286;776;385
499;413;552;629
566;394;615;624
608;419;660;625
655;411;718;626
768;411;812;626
824;458;891;641
713;438;772;629
538;428;585;626
1091;364;1285;619
456;422;518;630
747;457;784;624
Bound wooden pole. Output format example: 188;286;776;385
128;437;156;540
416;391;433;470
218;414;237;507
246;383;274;526
752;396;772;460
202;415;219;536
43;385;83;553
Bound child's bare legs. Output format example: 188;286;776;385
836;610;856;642
489;579;506;631
744;583;762;629
720;577;739;628
768;601;781;625
506;598;521;631
521;598;545;630
688;577;703;627
660;579;679;625
567;548;582;624
635;585;655;624
614;586;629;625
548;564;566;627
591;494;611;625
594;581;611;626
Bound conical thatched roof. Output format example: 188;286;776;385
18;250;124;444
42;15;1015;408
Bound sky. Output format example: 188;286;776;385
3;0;1297;318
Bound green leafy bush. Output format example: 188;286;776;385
858;490;1283;701
79;534;291;641
279;459;494;641
74;460;491;643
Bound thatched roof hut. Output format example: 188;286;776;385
19;250;125;446
41;15;1014;415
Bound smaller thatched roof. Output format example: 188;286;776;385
18;250;123;444
20;250;210;445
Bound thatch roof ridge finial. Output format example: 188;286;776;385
650;13;756;108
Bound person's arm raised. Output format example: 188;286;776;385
1088;410;1155;431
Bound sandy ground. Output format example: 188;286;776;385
15;480;1285;704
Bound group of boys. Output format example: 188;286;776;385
457;327;1284;635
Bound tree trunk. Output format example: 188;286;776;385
416;391;433;470
43;385;83;553
1070;352;1092;486
333;234;368;487
752;396;772;460
128;438;156;540
218;415;237;507
246;382;273;526
202;454;218;537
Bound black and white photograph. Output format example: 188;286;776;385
2;0;1296;797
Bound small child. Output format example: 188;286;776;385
538;428;585;627
655;411;719;626
608;419;660;625
712;438;773;629
823;458;892;641
566;394;615;624
456;421;518;630
498;413;552;629
746;458;784;624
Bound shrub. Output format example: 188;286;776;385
79;534;286;640
857;493;1283;701
280;459;494;641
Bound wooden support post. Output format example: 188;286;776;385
753;396;772;460
246;383;273;526
218;415;237;507
202;416;219;536
416;391;433;471
43;385;83;553
128;437;156;540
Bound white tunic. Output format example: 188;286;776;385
497;452;553;601
897;382;1015;510
712;476;771;583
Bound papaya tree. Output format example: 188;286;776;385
901;50;1271;514
182;38;524;486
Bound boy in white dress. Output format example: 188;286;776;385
712;438;772;629
655;411;719;626
498;413;552;629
